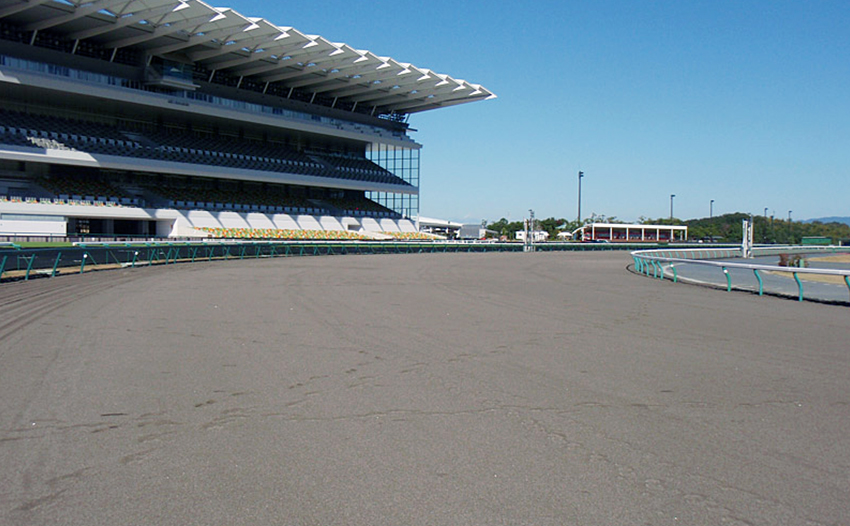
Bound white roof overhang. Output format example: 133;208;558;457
0;0;495;114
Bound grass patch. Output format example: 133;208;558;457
809;254;850;264
14;242;75;248
769;271;847;285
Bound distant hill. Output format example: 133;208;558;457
804;217;850;226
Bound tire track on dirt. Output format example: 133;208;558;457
0;271;144;343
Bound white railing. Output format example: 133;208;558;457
632;246;850;304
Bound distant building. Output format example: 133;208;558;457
516;230;549;242
419;216;462;239
573;223;688;243
458;224;496;240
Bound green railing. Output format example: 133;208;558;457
1;239;674;283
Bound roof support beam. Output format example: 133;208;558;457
322;68;415;99
349;79;461;107
252;44;342;82
0;0;53;19
67;1;185;40
382;88;493;114
144;18;254;56
380;87;477;113
230;48;321;78
212;38;315;74
99;10;220;49
186;23;283;62
282;53;378;87
196;41;292;70
251;48;365;86
23;0;132;31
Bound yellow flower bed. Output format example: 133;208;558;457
382;231;436;240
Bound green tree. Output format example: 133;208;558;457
486;218;525;239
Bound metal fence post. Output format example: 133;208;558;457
51;252;62;277
23;255;35;281
793;272;804;302
845;276;850;305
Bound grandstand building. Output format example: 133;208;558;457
0;0;493;240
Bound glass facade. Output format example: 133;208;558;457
366;143;420;220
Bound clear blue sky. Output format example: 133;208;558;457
225;0;849;223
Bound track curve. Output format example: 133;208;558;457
1;252;848;526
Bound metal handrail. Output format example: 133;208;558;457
632;246;850;303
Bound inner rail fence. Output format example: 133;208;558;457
0;239;674;283
632;245;850;305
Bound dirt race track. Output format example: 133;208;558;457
1;251;849;526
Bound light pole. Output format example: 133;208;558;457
670;194;676;221
788;210;792;243
764;207;768;217
771;211;775;243
577;171;584;224
710;199;714;218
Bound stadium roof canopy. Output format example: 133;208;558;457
0;0;495;115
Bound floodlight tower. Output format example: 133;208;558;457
670;194;676;220
577;171;584;224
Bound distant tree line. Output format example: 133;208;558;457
486;213;850;244
486;215;621;240
486;217;569;240
668;213;850;244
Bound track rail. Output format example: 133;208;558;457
631;246;850;304
1;240;676;284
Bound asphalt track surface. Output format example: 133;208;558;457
1;251;849;526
